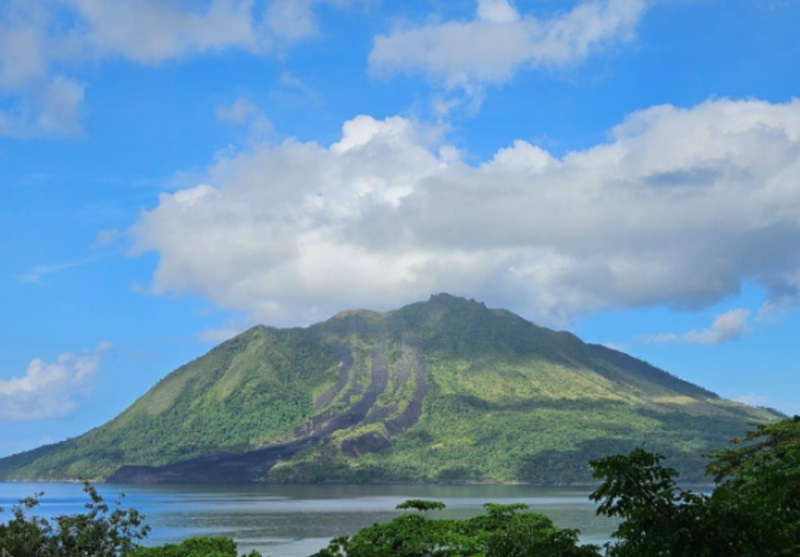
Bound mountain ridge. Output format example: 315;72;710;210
0;294;781;484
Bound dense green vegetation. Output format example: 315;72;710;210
589;416;800;556
0;326;341;480
131;536;260;557
314;501;600;557
0;482;149;557
0;482;259;556
4;418;800;556
0;294;781;483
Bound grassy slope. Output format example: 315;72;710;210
0;326;341;480
0;294;781;483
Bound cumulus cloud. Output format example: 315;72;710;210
0;0;352;136
369;0;648;109
644;308;751;345
131;97;800;326
0;342;112;421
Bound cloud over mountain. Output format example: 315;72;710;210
132;98;800;326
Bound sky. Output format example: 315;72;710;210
2;0;800;458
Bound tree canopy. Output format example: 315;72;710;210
314;501;600;557
590;416;800;557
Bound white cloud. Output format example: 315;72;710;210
477;0;520;24
18;262;74;284
19;260;81;284
262;0;360;45
0;0;254;136
682;309;751;345
67;0;257;63
0;342;112;421
18;255;100;284
216;98;261;124
131;97;800;326
645;309;751;345
369;0;648;109
264;0;319;43
277;71;323;104
215;97;273;140
0;3;49;88
0;0;353;137
0;75;84;137
35;75;84;135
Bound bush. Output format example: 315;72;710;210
0;484;259;557
0;482;149;557
313;500;601;557
590;416;800;557
131;535;255;557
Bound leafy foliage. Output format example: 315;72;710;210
0;484;262;557
130;536;262;557
314;500;600;557
0;482;149;557
395;499;446;512
590;416;800;556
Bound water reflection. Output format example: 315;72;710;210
0;483;615;556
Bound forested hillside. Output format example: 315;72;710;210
0;294;781;484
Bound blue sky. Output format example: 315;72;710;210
2;0;800;458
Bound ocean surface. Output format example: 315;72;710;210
0;482;615;556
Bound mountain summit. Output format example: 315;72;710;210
0;294;780;484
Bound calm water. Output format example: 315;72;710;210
0;482;615;556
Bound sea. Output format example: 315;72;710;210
0;482;616;556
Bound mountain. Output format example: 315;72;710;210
0;294;781;484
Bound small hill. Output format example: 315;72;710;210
0;294;781;484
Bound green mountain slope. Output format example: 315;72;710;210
0;294;781;484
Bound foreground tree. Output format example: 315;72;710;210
130;536;262;557
314;500;600;557
0;482;149;557
0;483;260;557
590;416;800;557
